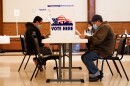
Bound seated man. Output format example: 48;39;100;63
25;16;52;71
80;14;115;82
25;16;52;55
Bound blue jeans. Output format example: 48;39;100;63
81;51;100;74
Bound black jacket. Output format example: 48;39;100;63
25;22;44;51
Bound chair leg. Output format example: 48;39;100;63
106;60;113;76
24;55;31;69
35;68;40;78
55;59;59;79
101;59;105;72
112;60;122;78
119;60;129;81
96;59;98;67
30;64;38;81
18;54;26;72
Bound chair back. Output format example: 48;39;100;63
32;35;41;57
112;34;118;55
20;34;27;54
116;34;127;59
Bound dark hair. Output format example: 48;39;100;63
88;21;93;26
33;16;43;23
91;14;103;22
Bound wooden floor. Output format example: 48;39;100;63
0;52;130;86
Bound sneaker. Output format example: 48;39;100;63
89;75;100;82
89;71;103;82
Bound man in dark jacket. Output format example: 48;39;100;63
80;14;115;82
25;16;51;55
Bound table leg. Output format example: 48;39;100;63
53;43;82;70
56;43;82;69
46;43;84;83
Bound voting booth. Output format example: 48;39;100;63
48;7;80;52
49;7;75;39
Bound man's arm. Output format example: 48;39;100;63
91;26;110;45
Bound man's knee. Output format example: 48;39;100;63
81;54;91;62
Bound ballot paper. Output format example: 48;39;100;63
0;36;10;44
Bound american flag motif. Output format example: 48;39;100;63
66;19;72;23
52;18;58;24
58;15;66;24
52;15;73;25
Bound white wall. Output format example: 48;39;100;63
3;0;87;22
96;0;130;21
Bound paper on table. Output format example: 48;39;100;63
0;36;10;44
75;30;81;35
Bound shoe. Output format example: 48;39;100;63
89;71;103;82
38;65;43;72
33;57;43;72
33;57;38;66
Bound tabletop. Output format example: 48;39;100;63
42;36;88;43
